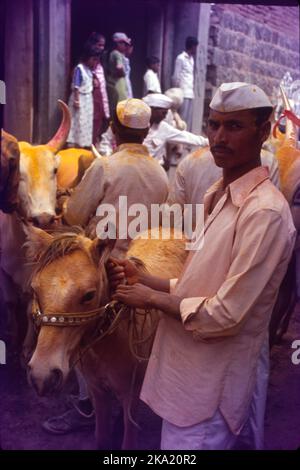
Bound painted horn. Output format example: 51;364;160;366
91;144;104;159
280;85;297;146
280;85;292;111
46;100;71;153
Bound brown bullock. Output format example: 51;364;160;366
26;227;188;449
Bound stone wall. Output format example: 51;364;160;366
206;4;300;104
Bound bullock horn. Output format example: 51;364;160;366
46;100;71;153
280;85;292;111
280;85;297;146
91;144;103;159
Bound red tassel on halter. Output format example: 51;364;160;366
273;109;300;139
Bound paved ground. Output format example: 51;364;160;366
1;305;300;450
264;303;300;450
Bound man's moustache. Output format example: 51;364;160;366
211;146;232;153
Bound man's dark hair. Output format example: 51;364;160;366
185;36;199;50
80;44;100;62
86;32;105;46
251;107;273;126
146;56;160;68
112;110;148;143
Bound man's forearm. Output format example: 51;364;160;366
148;291;182;320
138;271;170;292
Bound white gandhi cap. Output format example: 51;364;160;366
116;99;151;129
210;82;273;112
142;93;173;109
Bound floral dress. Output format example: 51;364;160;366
67;64;94;147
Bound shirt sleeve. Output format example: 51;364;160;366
180;208;295;339
73;66;82;88
167;159;187;209
112;50;124;69
173;56;183;87
165;123;208;148
169;278;179;293
64;160;106;227
144;71;151;92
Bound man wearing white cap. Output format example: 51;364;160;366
143;93;208;168
64;98;169;257
110;82;296;449
106;33;131;116
98;92;207;167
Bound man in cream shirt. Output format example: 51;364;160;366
110;82;296;449
64;98;169;257
167;144;280;230
98;93;207;168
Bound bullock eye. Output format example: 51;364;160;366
80;290;96;304
53;168;58;175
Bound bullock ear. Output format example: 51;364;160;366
23;225;53;261
90;236;116;266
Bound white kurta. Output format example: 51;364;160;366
143;69;161;94
143;120;208;166
172;51;194;99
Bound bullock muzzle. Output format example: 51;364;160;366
31;212;55;228
27;365;63;396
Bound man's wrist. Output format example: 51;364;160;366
138;271;151;286
147;291;182;318
147;290;169;310
147;291;158;309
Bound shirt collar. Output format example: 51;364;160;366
183;51;192;59
113;143;149;156
206;166;270;207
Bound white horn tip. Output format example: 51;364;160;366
91;145;103;159
279;85;291;111
57;99;68;110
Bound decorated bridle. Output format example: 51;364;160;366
31;291;157;364
30;257;158;364
31;293;109;327
30;254;158;431
31;281;158;431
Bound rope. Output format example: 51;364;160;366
127;307;158;362
72;301;127;368
72;301;158;431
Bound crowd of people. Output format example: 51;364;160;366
67;31;200;172
37;75;298;450
1;26;299;453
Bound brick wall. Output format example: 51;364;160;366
206;4;300;102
